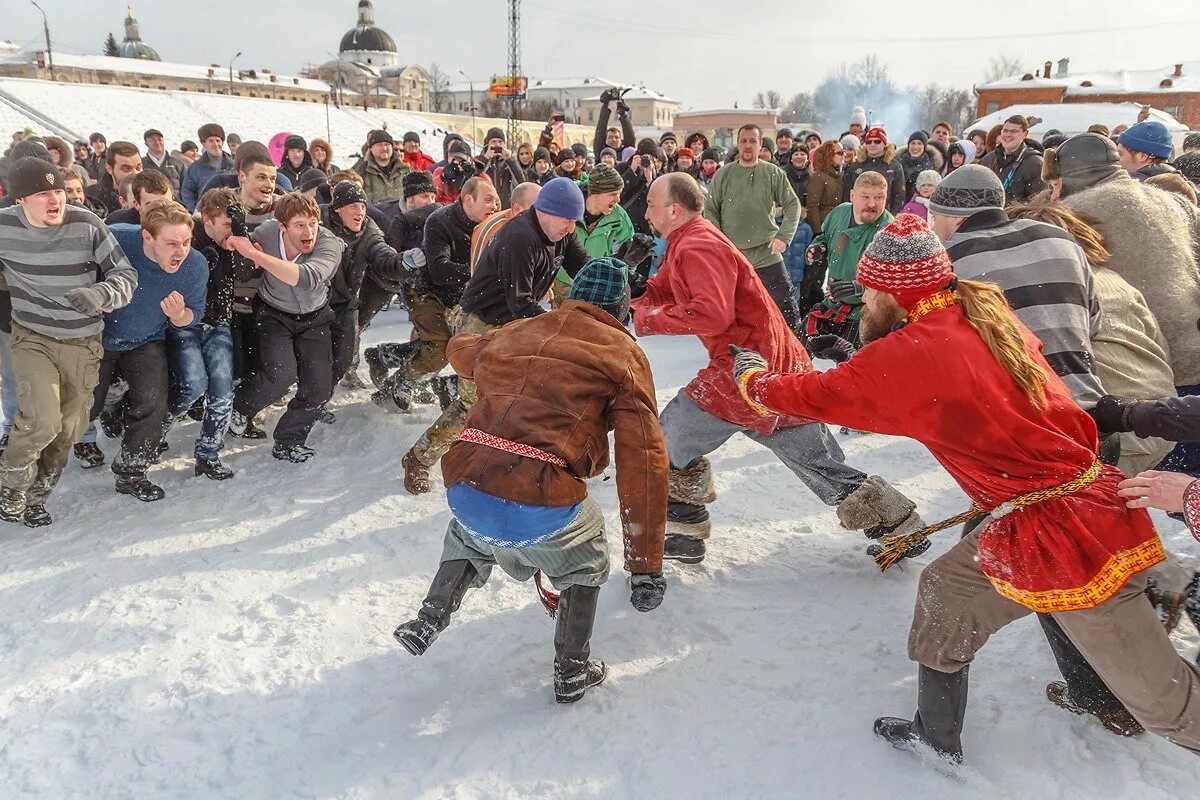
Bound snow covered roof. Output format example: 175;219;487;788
981;61;1200;96
0;51;331;93
968;103;1187;137
445;77;621;94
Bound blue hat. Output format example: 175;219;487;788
1118;120;1173;159
533;177;585;221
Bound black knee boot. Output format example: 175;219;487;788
553;584;606;703
393;559;478;655
875;665;968;763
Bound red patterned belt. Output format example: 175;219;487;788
458;428;568;468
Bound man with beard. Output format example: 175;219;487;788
355;130;412;204
632;173;923;565
841;128;907;213
227;193;346;462
703;124;803;332
94;201;208;502
731;213;1199;764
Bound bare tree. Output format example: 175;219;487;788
753;90;783;110
984;54;1024;83
782;92;817;124
428;62;451;113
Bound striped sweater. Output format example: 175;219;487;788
0;205;137;339
944;210;1104;409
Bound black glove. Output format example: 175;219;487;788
806;242;828;268
828;279;860;304
630;572;666;612
809;334;856;364
598;87;615;104
1089;394;1133;434
619;233;655;269
226;202;248;238
729;345;768;384
616;100;630;119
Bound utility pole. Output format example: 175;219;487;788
507;0;521;142
30;1;52;74
459;70;476;143
228;51;241;96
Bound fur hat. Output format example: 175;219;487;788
856;214;954;306
1051;133;1122;198
197;123;225;142
916;169;941;189
284;135;307;152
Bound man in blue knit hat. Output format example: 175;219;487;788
400;177;591;494
1117;120;1178;181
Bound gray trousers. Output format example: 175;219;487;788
910;529;1200;754
440;497;610;590
659;391;865;506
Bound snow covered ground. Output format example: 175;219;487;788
1;312;1199;800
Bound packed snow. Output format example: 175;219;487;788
1;312;1198;799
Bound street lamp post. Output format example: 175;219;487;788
458;70;476;142
30;1;52;74
228;51;242;96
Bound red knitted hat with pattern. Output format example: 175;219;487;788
856;213;954;306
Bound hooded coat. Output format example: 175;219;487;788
43;136;91;188
308;138;339;176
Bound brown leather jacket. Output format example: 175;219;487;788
441;300;668;574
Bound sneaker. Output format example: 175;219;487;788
195;457;234;481
341;370;370;390
401;449;430;494
364;347;389;387
663;533;706;564
229;411;267;440
0;486;27;523
273;443;316;463
317;408;336;425
99;409;124;439
371;387;413;413
115;475;166;502
73;442;106;469
22;504;52;527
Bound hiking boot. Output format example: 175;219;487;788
1045;681;1144;736
273;443;316;463
195;457;235;481
364;346;389;387
23;504;52;528
401;449;430;495
115;475;166;502
229;411;267;440
394;560;478;655
73;442;106;469
663;533;706;564
99;408;124;439
0;486;27;523
553;584;606;703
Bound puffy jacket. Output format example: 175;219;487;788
321;205;405;310
442;300;667;573
353;152;412;204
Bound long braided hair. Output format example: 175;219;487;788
955;278;1052;410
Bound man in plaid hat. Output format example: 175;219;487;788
732;213;1198;764
393;257;668;705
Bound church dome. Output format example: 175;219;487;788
339;0;396;55
119;7;161;61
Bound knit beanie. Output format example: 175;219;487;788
1051;133;1122;198
571;143;589;160
776;128;794;140
928;164;1005;217
227;133;242;146
402;169;436;198
533;146;552;163
367;129;393;147
198;123;225;142
864;127;888;145
1184;132;1200;151
297;168;329;194
599;147;618;162
621;146;637;162
180;140;198;154
331;180;369;209
9;156;65;200
9;140;53;164
840;134;861;151
284;134;307;152
586;163;624;195
534;177;585;220
908;130;929;145
1118;120;1173;159
485;127;506;143
568;257;631;321
677;147;696;160
1173;151;1200;184
635;138;659;156
849;107;867;128
700;147;722;163
916;169;941;189
403;131;421;144
660;131;677;145
856;214;954;307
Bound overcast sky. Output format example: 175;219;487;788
6;0;1199;112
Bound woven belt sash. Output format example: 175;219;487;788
458;428;568;468
875;459;1103;570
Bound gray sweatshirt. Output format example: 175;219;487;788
251;219;344;314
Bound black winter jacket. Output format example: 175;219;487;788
842;156;907;213
420;200;476;307
321;206;405;310
978;144;1045;204
193;224;256;326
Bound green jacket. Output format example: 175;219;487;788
355;152;412;204
811;202;893;320
702;160;801;269
558;204;634;284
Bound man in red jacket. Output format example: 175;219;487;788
631;173;923;564
399;131;435;172
732;214;1197;763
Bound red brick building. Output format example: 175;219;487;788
976;59;1200;130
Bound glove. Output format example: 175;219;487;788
1090;394;1133;434
809;334;856;364
620;233;656;269
226;202;248;238
599;87;616;104
730;344;768;384
402;248;428;291
616;100;630;119
828;279;860;304
630;572;666;612
64;286;106;315
805;242;828;267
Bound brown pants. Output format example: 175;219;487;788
909;529;1200;754
400;288;454;376
409;309;497;467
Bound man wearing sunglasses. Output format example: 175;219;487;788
978;115;1045;204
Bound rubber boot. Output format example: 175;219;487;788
553;584;607;703
874;665;968;764
393;559;478;655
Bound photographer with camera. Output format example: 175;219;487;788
592;87;636;161
618;140;662;235
433;140;490;205
477;127;526;210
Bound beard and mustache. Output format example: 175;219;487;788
859;298;907;345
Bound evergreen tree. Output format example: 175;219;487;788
104;33;120;57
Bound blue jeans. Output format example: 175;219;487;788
0;329;17;437
167;323;234;460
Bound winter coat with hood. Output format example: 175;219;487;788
841;144;907;213
1062;170;1200;385
43;136;91;188
308;138;340;176
278;140;315;191
320;204;405;310
433;133;466;173
353;150;412;204
441;299;668;574
944;140;977;176
401;148;435;173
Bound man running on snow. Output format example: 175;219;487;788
393;258;668;704
732;214;1197;763
631;173;923;565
